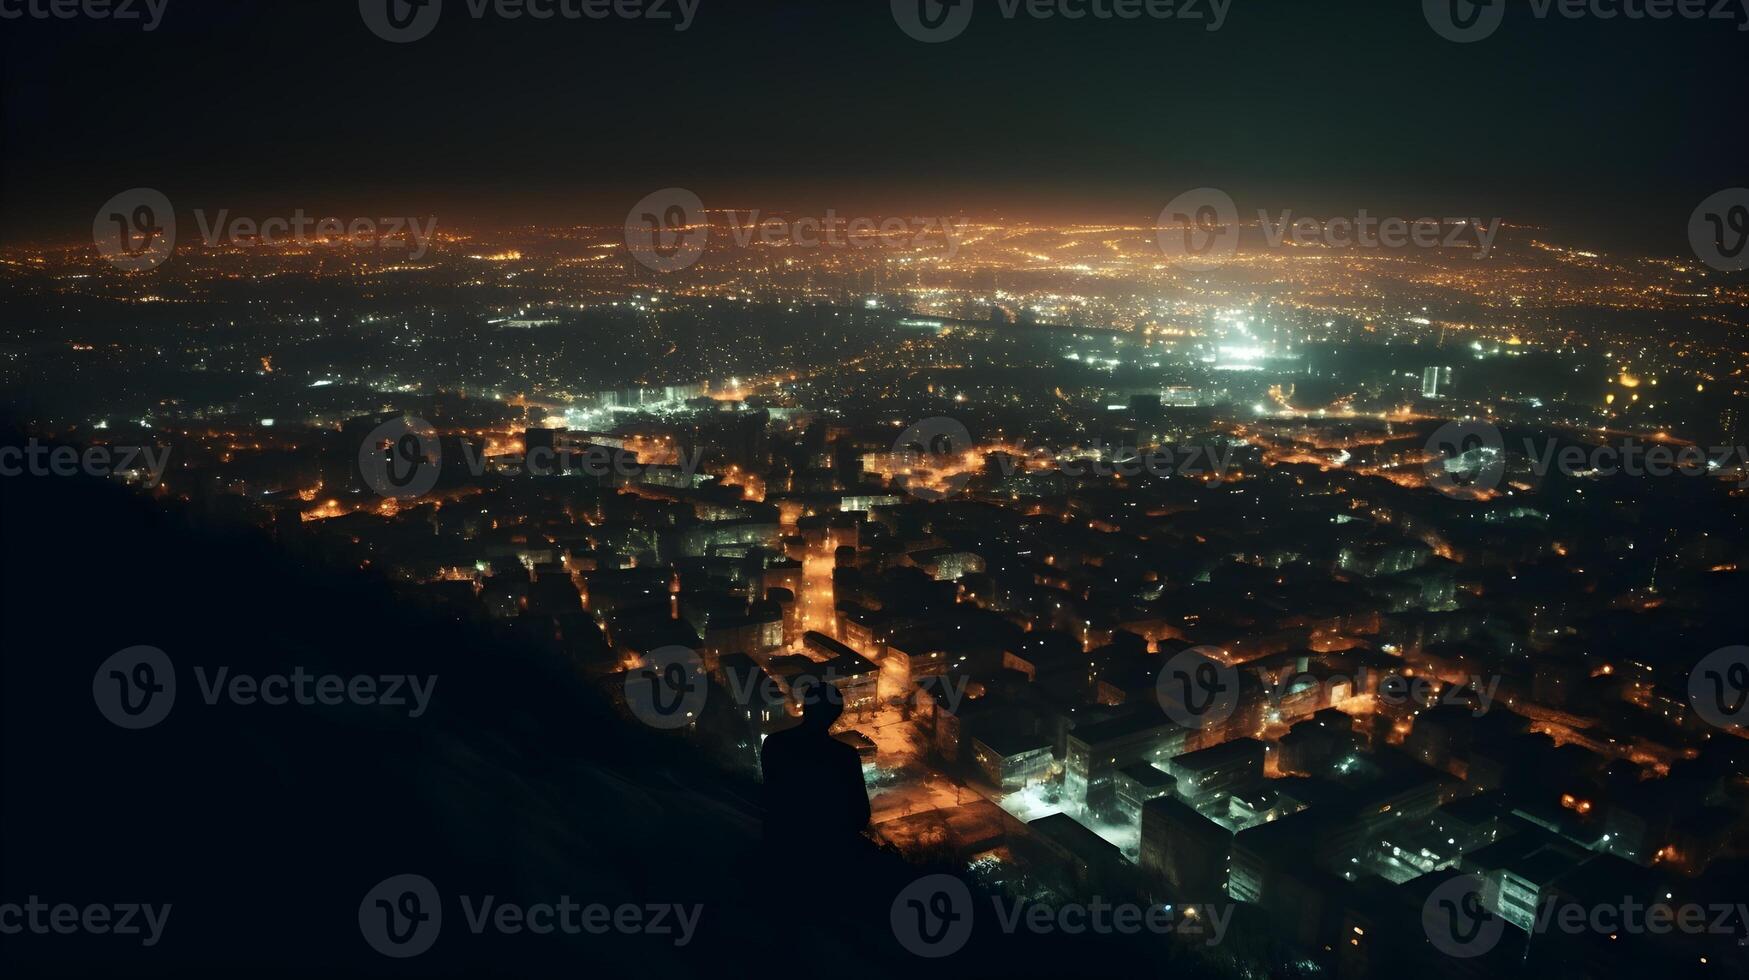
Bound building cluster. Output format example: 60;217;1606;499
7;221;1748;978
103;378;1749;979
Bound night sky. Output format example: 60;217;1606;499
2;0;1743;253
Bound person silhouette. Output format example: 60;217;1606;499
760;677;870;855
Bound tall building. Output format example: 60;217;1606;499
1140;796;1231;898
1421;365;1450;399
1163;737;1266;806
524;427;562;457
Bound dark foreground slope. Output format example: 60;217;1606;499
0;440;1207;978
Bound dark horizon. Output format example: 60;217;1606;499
4;0;1746;255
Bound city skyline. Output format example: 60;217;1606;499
3;2;1748;979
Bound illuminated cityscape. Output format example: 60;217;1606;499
3;3;1747;979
